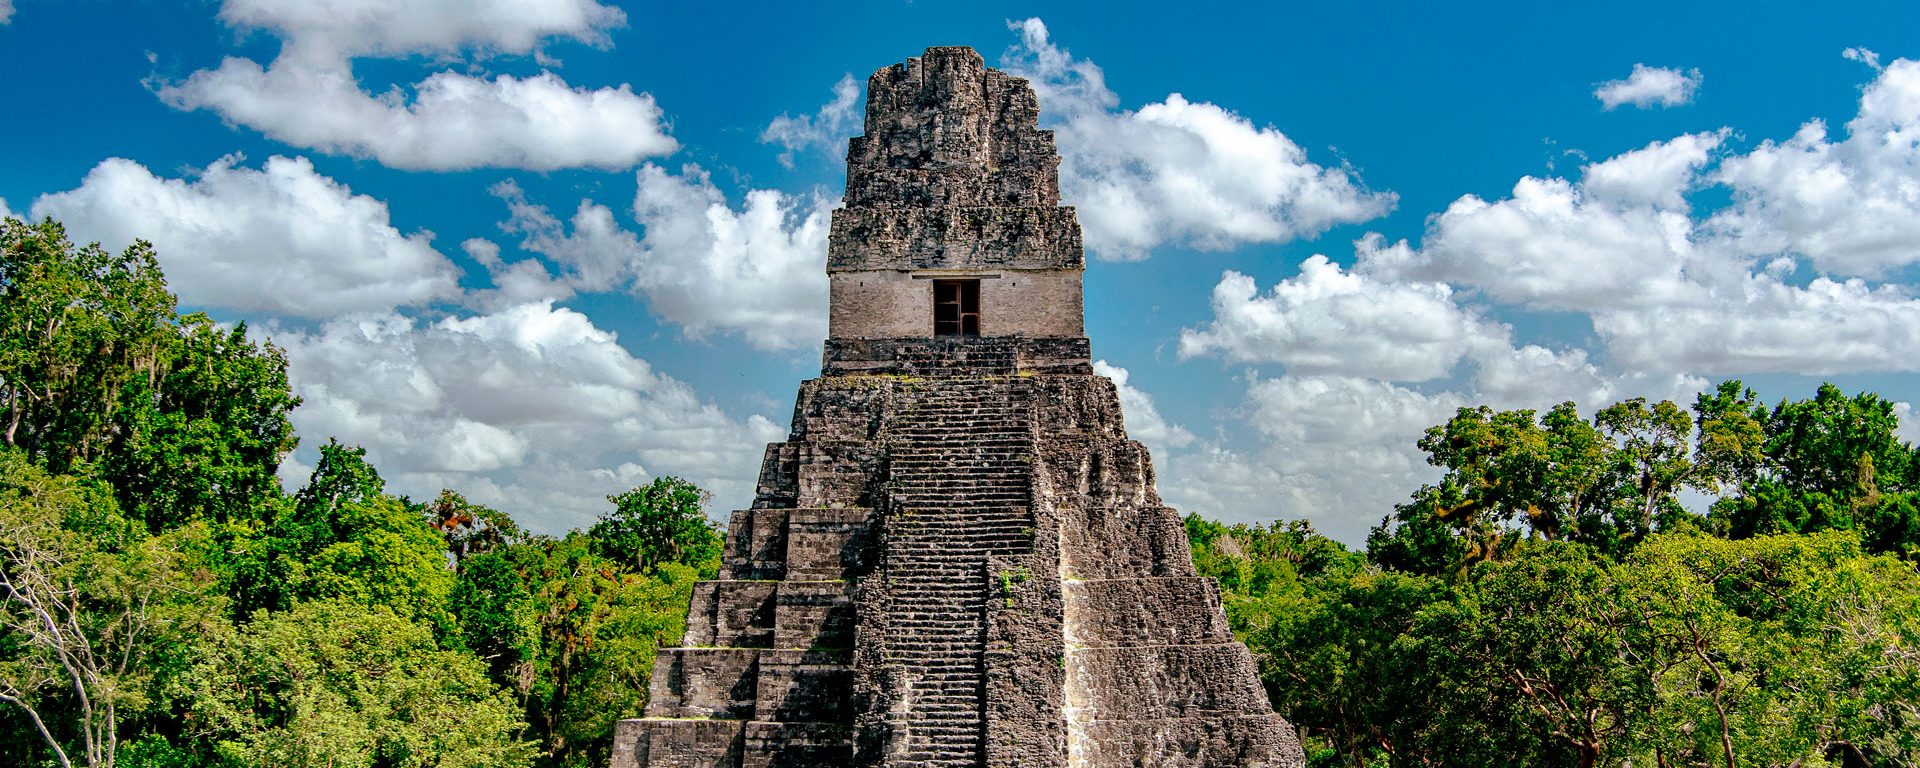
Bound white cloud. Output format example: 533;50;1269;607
1375;132;1726;312
1709;57;1920;276
0;198;13;220
473;165;831;349
1595;274;1920;375
33;155;459;317
271;302;784;531
157;62;674;172
1896;402;1920;446
1093;360;1195;455
1159;375;1463;542
1594;64;1701;109
763;73;861;168
1178;256;1494;381
629;164;831;349
0;1;13;25
154;0;675;171
492;179;639;295
1001;18;1393;260
1843;47;1883;72
217;0;623;61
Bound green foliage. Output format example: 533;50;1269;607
1;218;176;473
1705;382;1920;554
0;449;226;768
101;315;298;530
224;441;453;631
2;218;298;533
591;477;721;574
185;600;535;768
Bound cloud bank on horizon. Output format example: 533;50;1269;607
9;6;1920;541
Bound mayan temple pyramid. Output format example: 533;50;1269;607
611;47;1304;768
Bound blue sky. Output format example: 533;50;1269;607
3;1;1917;544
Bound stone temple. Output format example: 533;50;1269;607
611;46;1304;768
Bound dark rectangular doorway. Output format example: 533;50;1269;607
933;279;980;337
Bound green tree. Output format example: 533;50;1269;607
101;315;298;531
1704;381;1920;554
451;550;540;688
515;533;706;767
0;450;224;768
591;477;720;574
1;218;175;473
185;600;535;768
230;441;453;628
428;489;525;565
2;218;299;535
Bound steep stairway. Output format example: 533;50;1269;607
875;379;1035;768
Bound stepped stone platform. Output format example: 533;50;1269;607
611;46;1303;768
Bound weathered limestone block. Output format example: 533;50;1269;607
1062;578;1234;648
790;379;891;442
619;720;744;768
773;581;856;649
739;722;854;768
755;649;855;722
752;444;799;508
646;649;759;719
821;336;1093;376
795;441;884;508
783;508;873;579
1073;715;1298;768
1066;644;1272;719
828;206;1084;271
722;508;787;580
984;553;1068;768
684;582;777;648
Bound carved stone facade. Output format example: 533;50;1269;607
611;47;1303;768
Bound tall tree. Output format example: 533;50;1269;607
590;477;719;574
0;450;222;768
0;219;174;472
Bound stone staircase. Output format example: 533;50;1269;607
872;380;1036;768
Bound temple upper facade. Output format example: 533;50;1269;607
825;47;1086;342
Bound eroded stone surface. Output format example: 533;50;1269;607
611;45;1302;768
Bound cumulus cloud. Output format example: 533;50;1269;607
33;155;460;317
1594;64;1702;109
1372;132;1726;312
0;1;13;25
1093;360;1195;455
271;302;784;531
1158;376;1464;542
763;73;861;168
1178;256;1495;381
1001;18;1393;260
629;164;832;349
1709;57;1920;276
154;0;675;171
476;165;831;349
217;0;624;60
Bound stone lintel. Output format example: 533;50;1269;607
822;336;1092;376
